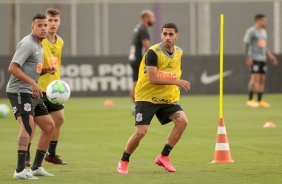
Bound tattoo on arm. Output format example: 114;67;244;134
18;136;29;147
170;112;181;120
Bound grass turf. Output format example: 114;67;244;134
0;94;281;183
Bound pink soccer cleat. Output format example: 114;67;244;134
117;160;129;174
155;154;176;172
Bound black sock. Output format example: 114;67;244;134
161;144;173;156
258;93;263;102
16;150;27;173
27;143;31;158
249;91;254;100
31;149;46;171
48;141;58;156
121;151;131;162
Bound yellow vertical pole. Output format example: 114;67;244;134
219;14;224;119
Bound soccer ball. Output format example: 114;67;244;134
0;104;10;118
46;80;71;105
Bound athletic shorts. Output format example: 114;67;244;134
130;60;141;82
42;92;64;113
251;61;267;74
134;101;183;126
7;93;49;119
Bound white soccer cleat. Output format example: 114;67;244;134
30;167;54;176
246;100;259;108
13;169;38;179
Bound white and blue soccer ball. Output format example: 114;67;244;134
46;80;71;105
0;104;10;118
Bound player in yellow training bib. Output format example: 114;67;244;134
135;40;183;104
117;23;190;174
27;8;68;166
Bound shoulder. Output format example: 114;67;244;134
18;34;35;49
246;26;255;34
42;38;48;44
56;35;64;41
175;46;183;53
149;43;162;53
21;34;35;45
56;35;64;45
138;25;148;33
175;45;183;56
42;38;51;48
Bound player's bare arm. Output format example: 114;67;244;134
244;43;253;66
8;62;43;98
146;66;190;91
266;50;278;65
141;39;150;51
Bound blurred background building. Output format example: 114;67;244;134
1;0;282;97
0;0;281;57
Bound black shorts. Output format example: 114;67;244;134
130;61;141;82
42;92;64;113
251;61;267;74
7;93;49;119
134;101;183;126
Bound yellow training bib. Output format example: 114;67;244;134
135;43;183;104
38;35;64;92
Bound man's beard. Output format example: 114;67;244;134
148;21;153;27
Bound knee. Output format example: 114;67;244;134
260;78;265;84
134;128;147;140
55;117;64;127
44;121;55;136
49;123;55;135
252;78;258;84
178;118;188;131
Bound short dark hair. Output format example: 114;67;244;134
32;14;47;22
140;10;152;19
162;23;178;33
141;12;148;19
255;14;266;21
45;8;61;16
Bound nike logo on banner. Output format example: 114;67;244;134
200;70;233;85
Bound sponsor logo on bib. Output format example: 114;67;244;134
257;39;266;47
157;71;177;80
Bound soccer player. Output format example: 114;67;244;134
244;14;278;108
6;14;56;179
118;23;190;174
26;8;67;165
129;10;155;114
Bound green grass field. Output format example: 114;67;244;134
0;94;282;184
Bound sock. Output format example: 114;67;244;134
31;149;46;171
48;141;58;156
27;143;31;158
161;144;173;156
258;93;263;102
121;151;131;162
16;150;27;173
249;91;254;100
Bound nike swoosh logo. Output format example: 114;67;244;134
200;70;233;85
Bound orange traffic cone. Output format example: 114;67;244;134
104;99;114;106
263;122;276;128
211;118;234;163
